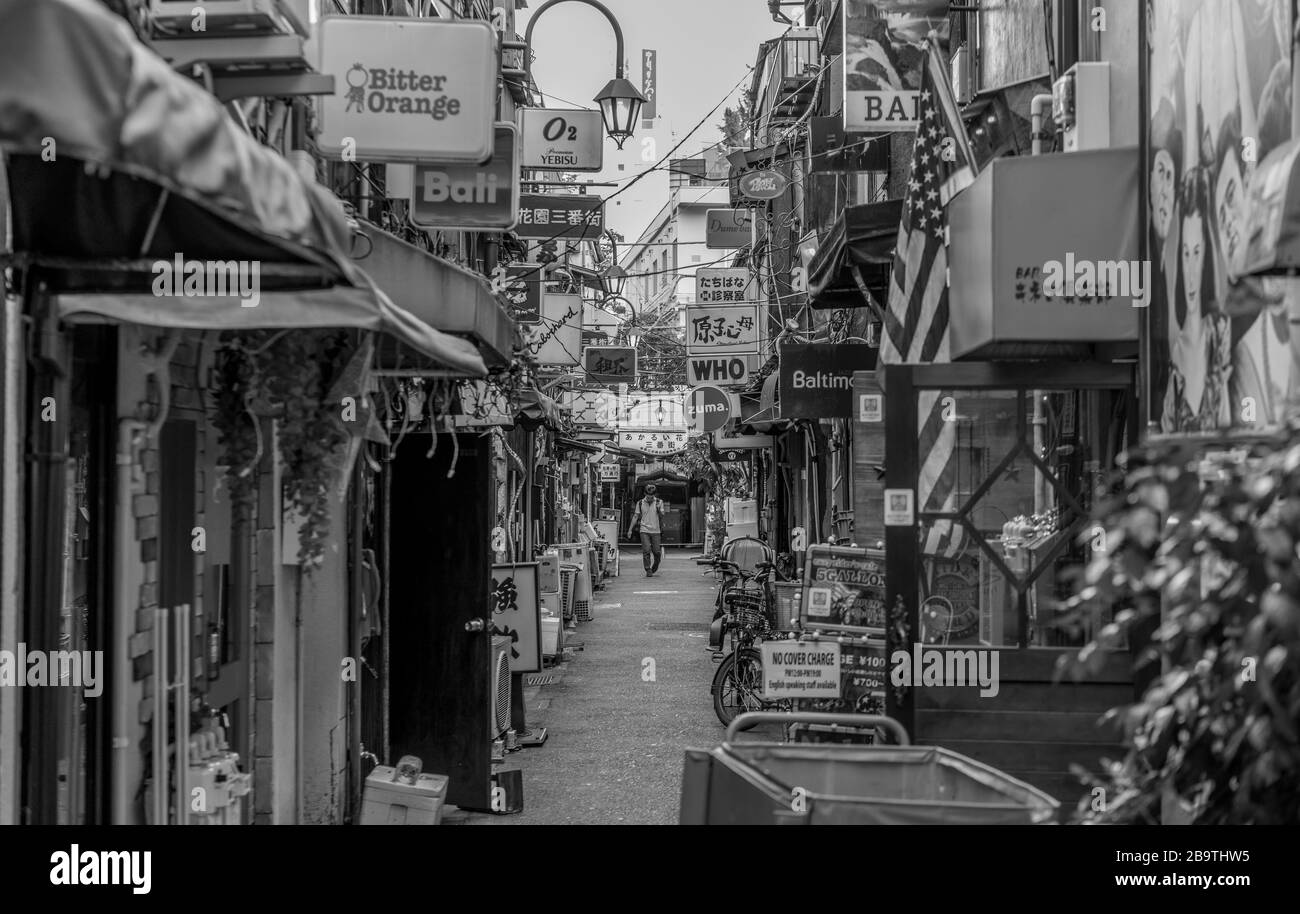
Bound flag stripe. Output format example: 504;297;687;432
878;36;981;559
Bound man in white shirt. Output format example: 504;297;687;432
628;484;665;577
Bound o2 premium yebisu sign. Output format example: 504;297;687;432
317;16;496;164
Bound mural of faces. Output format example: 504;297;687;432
1214;152;1245;281
1150;148;1177;241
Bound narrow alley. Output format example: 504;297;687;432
449;549;725;825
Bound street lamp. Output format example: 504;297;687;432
601;264;629;299
524;0;646;149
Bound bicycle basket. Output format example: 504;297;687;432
727;589;770;634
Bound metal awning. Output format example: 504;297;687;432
807;199;902;310
360;225;519;368
0;0;485;376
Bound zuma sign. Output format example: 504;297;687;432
520;108;604;172
317;16;497;162
779;343;876;418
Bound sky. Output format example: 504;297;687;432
517;0;792;244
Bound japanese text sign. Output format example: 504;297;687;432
514;193;605;240
686;303;761;356
695;267;757;304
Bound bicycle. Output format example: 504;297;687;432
696;556;795;727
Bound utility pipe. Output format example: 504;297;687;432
1029;93;1055;515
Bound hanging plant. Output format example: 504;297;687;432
212;329;359;571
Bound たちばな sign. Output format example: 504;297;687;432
317;16;497;163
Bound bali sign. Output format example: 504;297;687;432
410;124;519;231
317;16;496;163
842;0;950;132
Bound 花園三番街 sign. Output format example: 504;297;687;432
514;194;605;240
685;303;761;356
317;16;497;163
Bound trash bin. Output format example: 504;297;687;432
680;713;1059;825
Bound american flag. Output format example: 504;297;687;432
879;37;978;558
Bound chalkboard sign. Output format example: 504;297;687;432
800;545;886;634
794;637;887;743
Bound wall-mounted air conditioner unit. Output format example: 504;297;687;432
150;0;309;39
1052;62;1110;153
488;635;511;740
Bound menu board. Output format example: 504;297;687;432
793;637;887;743
800;545;886;634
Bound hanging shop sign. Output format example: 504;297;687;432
563;390;618;428
842;0;950;133
695;267;757;304
686;355;750;388
686;303;761;356
519;108;605;172
778;343;876;418
705;208;753;249
318;16;496;163
491;261;544;323
641;49;658;122
410;123;519;231
521;293;582;366
515;194;605;240
800;545;886;634
738;169;789;201
618;430;689;455
714;428;773;450
491;563;543;674
597;462;621;482
583;346;637;384
683;385;734;435
761;640;842;700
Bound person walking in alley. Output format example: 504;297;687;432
629;485;665;576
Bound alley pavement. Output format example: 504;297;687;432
446;548;725;825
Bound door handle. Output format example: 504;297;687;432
464;618;486;633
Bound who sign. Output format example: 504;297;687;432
686;355;750;388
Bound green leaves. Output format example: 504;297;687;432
1070;429;1300;824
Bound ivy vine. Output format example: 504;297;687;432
212;329;359;571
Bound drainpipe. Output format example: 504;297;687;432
112;417;146;824
1030;94;1055;515
112;330;178;824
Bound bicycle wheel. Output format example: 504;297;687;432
712;647;765;728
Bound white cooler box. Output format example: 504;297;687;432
360;764;449;825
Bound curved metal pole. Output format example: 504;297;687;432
524;0;627;84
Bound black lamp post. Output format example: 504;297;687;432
524;0;646;149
